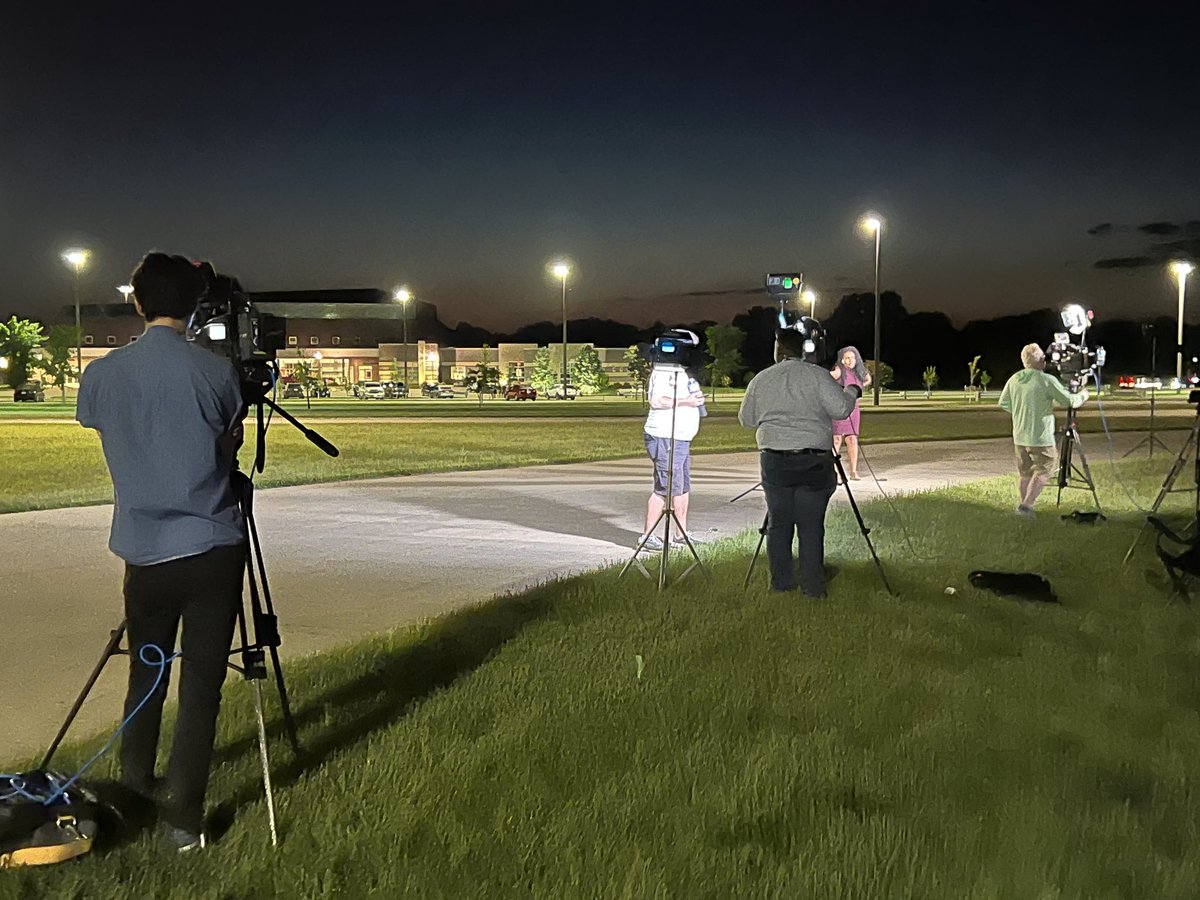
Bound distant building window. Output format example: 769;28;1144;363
287;336;298;347
106;335;117;346
84;335;94;346
309;336;319;346
331;336;341;346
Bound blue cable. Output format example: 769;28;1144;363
39;643;181;806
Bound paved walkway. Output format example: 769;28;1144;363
0;431;1172;759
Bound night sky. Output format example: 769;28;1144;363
4;3;1199;330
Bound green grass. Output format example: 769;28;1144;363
10;462;1200;898
0;408;1192;514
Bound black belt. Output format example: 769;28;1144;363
762;448;830;455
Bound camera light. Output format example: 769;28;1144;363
205;322;228;342
1060;303;1090;335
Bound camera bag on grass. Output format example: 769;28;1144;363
0;771;101;868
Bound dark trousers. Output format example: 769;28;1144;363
760;451;836;596
121;543;244;833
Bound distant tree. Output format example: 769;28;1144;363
704;324;745;401
0;316;45;388
38;324;81;401
291;351;319;409
569;344;609;395
470;344;501;406
967;355;982;389
921;365;939;399
624;345;651;402
530;347;557;395
980;370;992;395
866;360;894;391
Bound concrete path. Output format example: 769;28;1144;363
0;430;1173;760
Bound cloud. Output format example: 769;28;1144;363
1087;223;1113;236
1094;256;1156;270
681;287;763;298
1139;222;1181;235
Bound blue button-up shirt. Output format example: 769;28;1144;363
77;326;246;565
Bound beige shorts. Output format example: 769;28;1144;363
1015;445;1055;478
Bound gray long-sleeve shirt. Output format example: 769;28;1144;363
738;358;859;450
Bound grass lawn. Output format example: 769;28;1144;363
9;463;1200;897
0;406;1192;514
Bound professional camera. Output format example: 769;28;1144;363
1048;303;1105;393
186;263;286;402
765;272;806;331
650;329;702;368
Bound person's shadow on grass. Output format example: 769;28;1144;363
204;584;556;841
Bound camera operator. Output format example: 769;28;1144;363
997;343;1089;518
738;327;860;597
638;333;707;550
76;252;245;853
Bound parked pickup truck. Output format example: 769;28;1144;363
504;384;537;401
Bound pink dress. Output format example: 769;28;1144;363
833;371;862;436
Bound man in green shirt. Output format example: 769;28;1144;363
997;343;1089;518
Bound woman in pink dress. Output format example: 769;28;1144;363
830;346;871;479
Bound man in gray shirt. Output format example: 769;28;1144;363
738;326;861;597
77;252;245;853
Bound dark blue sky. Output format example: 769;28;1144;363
4;2;1198;329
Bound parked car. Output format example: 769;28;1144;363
381;381;409;398
468;382;500;398
14;380;45;403
359;381;386;400
548;383;579;400
310;380;332;398
282;382;306;399
615;385;642;397
504;384;537;401
430;384;456;398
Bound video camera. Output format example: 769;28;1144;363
765;273;806;331
1048;303;1105;393
650;329;702;369
186;263;287;403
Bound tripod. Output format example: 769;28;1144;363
42;395;337;846
618;367;708;589
1123;401;1200;566
1122;387;1170;458
1055;407;1104;515
739;452;894;596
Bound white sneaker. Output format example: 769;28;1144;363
637;534;664;551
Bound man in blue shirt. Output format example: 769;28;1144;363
77;252;245;853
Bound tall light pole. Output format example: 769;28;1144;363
1172;261;1195;387
552;262;570;393
802;288;817;321
62;249;90;376
394;287;411;388
859;216;883;405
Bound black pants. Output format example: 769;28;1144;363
121;543;244;833
760;451;836;596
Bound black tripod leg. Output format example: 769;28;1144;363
1071;433;1104;516
743;514;769;589
42;621;127;769
833;456;896;597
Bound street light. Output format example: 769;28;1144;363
858;215;883;405
117;284;134;303
1171;260;1195;387
551;262;570;395
62;248;90;376
394;287;412;389
802;289;817;320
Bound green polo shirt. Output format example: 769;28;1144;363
997;368;1085;447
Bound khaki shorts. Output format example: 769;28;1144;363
1015;445;1055;478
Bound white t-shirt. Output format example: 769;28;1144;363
644;365;703;441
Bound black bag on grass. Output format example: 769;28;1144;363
0;771;100;868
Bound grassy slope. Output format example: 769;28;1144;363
9;463;1200;898
0;406;1190;513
